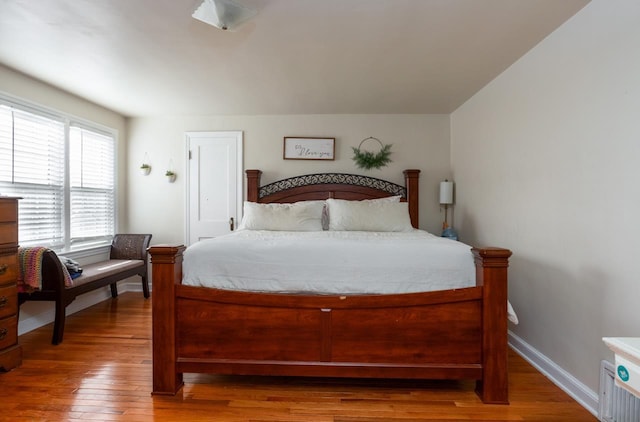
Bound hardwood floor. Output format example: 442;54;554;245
1;293;597;421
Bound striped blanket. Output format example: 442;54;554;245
17;247;73;292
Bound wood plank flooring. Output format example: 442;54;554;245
1;293;597;421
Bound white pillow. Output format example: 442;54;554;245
326;198;413;232
362;195;402;203
322;195;400;230
238;201;325;231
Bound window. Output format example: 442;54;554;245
0;99;116;251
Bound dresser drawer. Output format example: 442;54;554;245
0;223;18;245
0;201;18;223
0;315;17;350
0;284;17;319
0;254;18;286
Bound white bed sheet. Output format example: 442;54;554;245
183;229;518;324
183;229;476;293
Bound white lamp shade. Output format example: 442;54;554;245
439;181;454;205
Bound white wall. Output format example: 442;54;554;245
451;0;639;396
126;114;451;243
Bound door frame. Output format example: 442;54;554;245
184;131;244;245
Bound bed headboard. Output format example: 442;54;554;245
246;169;420;228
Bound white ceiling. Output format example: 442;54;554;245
0;0;589;117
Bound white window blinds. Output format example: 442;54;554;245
0;100;116;251
69;126;115;248
0;104;66;248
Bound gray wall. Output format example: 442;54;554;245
451;0;638;395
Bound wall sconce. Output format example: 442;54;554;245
439;180;458;240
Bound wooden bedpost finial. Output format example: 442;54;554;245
403;169;420;228
246;170;262;202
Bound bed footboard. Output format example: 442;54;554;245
149;245;511;404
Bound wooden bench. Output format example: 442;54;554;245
18;234;152;345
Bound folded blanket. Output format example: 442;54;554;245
57;255;83;279
18;247;74;292
17;246;48;293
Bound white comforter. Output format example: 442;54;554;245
183;229;476;295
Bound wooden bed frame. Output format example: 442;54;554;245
149;169;512;404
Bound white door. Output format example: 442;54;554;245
185;131;243;245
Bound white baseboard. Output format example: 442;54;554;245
120;280;147;294
508;331;599;418
17;281;148;336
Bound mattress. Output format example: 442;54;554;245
183;229;476;295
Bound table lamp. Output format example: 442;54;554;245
440;180;458;240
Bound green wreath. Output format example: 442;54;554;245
352;137;393;170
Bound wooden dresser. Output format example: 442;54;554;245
0;197;21;372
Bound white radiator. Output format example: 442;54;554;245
600;360;640;422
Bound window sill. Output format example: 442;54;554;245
55;245;111;261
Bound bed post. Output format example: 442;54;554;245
149;245;186;396
472;247;512;404
246;169;262;202
403;169;420;228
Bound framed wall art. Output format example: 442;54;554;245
283;137;335;160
